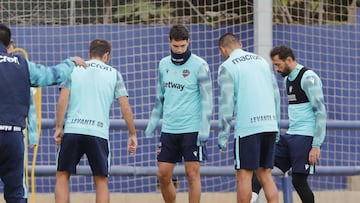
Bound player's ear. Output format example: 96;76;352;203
285;56;292;64
219;46;228;59
101;52;108;63
219;46;224;54
104;52;111;63
239;41;243;49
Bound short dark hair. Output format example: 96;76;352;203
270;45;296;61
0;24;11;47
89;39;111;58
169;25;189;41
218;33;239;48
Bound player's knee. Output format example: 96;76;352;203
157;172;170;181
256;169;272;184
185;170;200;184
291;173;308;190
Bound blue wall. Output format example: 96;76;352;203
8;23;360;193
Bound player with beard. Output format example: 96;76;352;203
251;45;327;203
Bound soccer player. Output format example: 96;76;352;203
53;39;138;203
252;45;327;203
217;33;280;203
145;24;213;203
0;23;87;203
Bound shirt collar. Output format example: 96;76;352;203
288;63;304;80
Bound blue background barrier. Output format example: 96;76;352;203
7;20;360;194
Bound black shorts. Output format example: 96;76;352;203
234;132;276;170
56;133;110;176
157;132;207;163
275;134;314;174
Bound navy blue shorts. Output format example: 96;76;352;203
275;134;314;174
157;132;207;163
57;133;110;176
0;131;27;202
234;132;276;170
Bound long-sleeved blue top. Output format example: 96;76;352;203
285;64;327;147
217;49;280;150
145;53;213;144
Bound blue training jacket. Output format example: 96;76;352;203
0;44;76;128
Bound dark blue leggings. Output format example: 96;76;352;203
252;173;314;203
292;173;314;203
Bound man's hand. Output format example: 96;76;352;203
197;133;208;146
308;147;320;165
276;132;280;143
128;135;138;154
70;56;88;68
218;132;228;152
53;127;64;146
218;143;227;152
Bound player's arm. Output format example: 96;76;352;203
217;65;234;151
117;96;136;136
197;63;213;146
54;86;70;146
144;69;164;138
302;71;326;164
302;71;327;148
27;93;39;146
115;71;137;153
270;67;281;139
28;57;87;87
118;96;137;153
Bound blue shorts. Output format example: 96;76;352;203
0;131;27;203
57;133;110;176
157;132;207;163
234;132;276;170
275;134;314;174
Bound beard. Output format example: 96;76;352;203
279;71;288;77
278;66;291;77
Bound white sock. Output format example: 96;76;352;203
250;192;258;203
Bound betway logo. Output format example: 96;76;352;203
164;81;185;91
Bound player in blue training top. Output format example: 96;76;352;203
217;33;280;203
145;24;213;203
53;39;138;203
0;24;87;203
252;45;327;203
